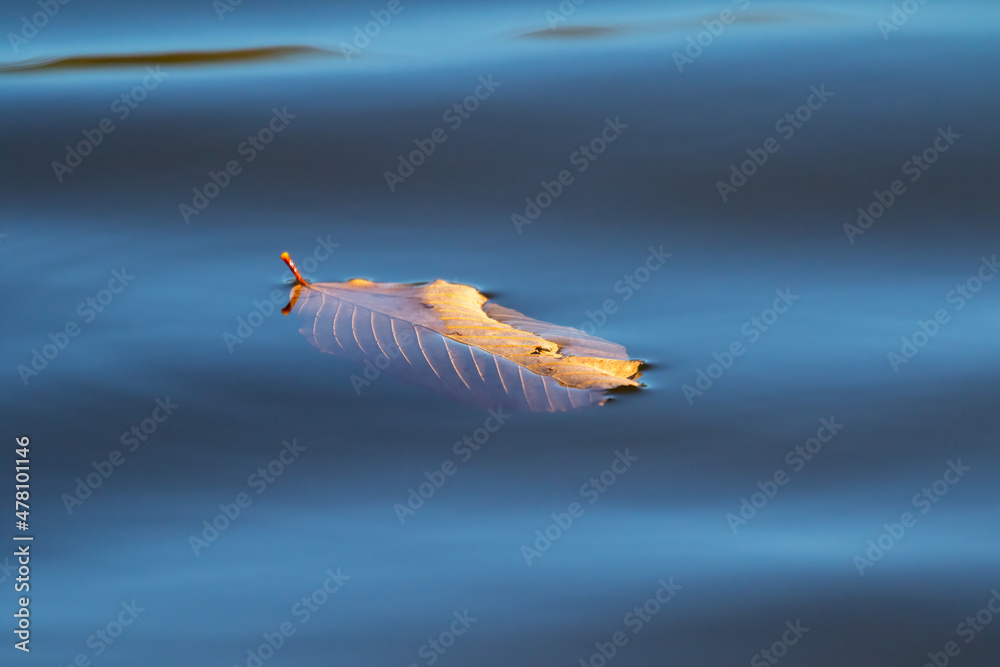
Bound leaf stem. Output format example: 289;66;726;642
280;252;310;285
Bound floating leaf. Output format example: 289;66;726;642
280;253;644;411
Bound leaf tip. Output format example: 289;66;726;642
281;252;310;285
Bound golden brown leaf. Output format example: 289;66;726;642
280;254;644;411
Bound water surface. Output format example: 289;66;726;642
1;0;999;665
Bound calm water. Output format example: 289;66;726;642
2;1;999;665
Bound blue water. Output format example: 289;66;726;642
2;0;999;665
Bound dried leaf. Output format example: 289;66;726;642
280;253;643;411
